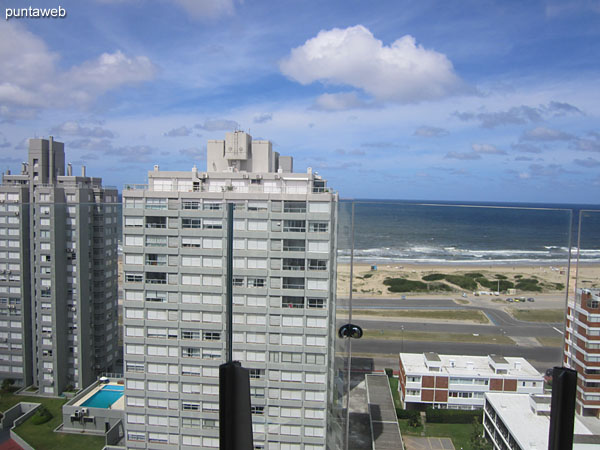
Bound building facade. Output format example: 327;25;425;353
0;137;119;395
483;392;599;450
122;131;337;449
565;288;600;417
399;352;543;410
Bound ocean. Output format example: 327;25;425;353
337;200;600;265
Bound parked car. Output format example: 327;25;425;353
506;298;514;302
527;297;535;302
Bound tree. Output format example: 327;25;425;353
470;416;492;450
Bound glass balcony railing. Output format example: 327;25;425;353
2;199;600;450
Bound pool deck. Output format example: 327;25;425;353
74;383;124;410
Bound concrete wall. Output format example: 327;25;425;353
0;402;40;430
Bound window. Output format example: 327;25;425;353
251;406;265;415
203;331;221;341
284;201;306;213
283;220;306;232
182;218;202;229
307;279;328;290
146;216;166;228
307;298;326;309
203;219;223;229
248;277;266;288
146;236;167;247
309;202;330;213
248;201;267;211
308;259;327;270
309;221;328;233
282;296;304;308
181;237;201;248
182;256;201;266
247;239;267;250
125;235;143;246
249;369;265;379
146;198;167;209
182;200;200;210
146;272;166;284
248;220;268;231
204;201;222;210
306;336;326;346
308;241;328;253
182;274;201;285
125;217;144;227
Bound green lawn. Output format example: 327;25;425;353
1;394;105;450
363;329;514;345
352;309;489;323
387;376;401;409
400;420;474;449
510;308;564;323
536;336;565;347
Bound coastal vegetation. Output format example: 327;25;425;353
510;309;564;323
355;309;489;323
361;329;515;344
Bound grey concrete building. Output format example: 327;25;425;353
122;131;337;449
0;137;119;395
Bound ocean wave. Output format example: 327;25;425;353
337;244;600;264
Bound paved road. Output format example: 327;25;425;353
349;339;562;371
337;296;565;338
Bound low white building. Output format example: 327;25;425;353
399;353;543;410
484;392;600;450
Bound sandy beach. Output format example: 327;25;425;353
336;262;600;298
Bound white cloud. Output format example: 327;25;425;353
170;0;235;18
312;92;368;111
0;22;156;119
96;0;235;18
50;121;115;138
414;126;449;137
521;126;574;142
280;25;467;105
195;119;239;131
472;143;506;155
253;113;273;124
445;151;481;160
164;126;193;137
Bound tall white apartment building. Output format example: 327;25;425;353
122;131;338;449
565;288;600;418
0;137;119;395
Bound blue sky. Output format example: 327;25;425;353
1;0;599;203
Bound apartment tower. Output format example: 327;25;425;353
0;137;119;395
565;288;600;417
122;131;337;449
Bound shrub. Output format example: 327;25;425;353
396;408;420;420
384;368;394;377
425;407;482;424
422;273;446;281
464;272;484;278
30;405;53;425
515;278;542;292
476;277;514;291
554;283;565;290
429;282;453;292
363;273;373;279
383;278;428;292
495;274;508;280
443;275;478;290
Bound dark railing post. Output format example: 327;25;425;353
548;367;577;450
226;202;234;363
219;202;253;449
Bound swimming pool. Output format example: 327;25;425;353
81;385;124;408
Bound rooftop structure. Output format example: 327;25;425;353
484;392;600;450
399;352;543;410
0;138;119;396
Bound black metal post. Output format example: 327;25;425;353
226;202;234;363
548;367;577;450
